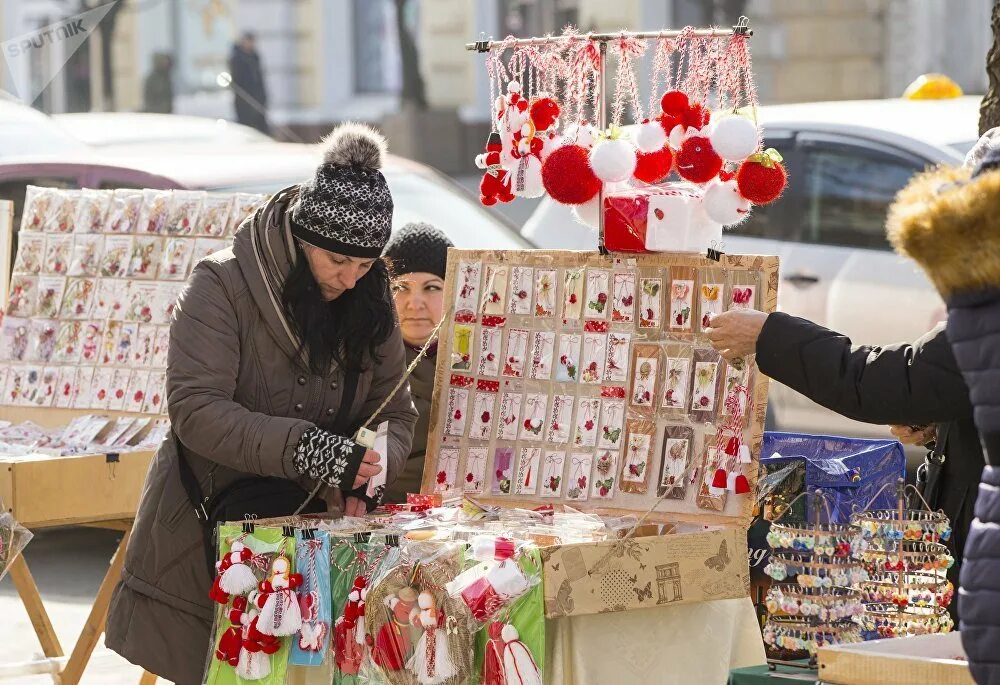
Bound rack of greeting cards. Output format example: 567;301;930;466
0;186;267;685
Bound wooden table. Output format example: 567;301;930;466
1;409;157;684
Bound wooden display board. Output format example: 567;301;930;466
421;249;778;528
419;249;777;617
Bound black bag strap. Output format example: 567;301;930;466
174;367;360;524
326;368;360;435
174;435;210;523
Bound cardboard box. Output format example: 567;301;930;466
539;525;749;618
0;449;154;527
818;633;973;685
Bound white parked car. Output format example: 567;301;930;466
53;112;273;149
522;96;980;437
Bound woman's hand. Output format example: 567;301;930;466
344;496;367;517
705;309;768;361
352;449;383;489
889;424;936;446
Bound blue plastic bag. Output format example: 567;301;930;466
760;432;906;524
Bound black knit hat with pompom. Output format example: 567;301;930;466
290;122;394;258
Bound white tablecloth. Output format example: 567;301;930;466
545;597;766;684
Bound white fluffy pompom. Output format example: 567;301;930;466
589;138;637;183
702;179;751;226
501;623;520;643
635;120;668;153
709;116;759;162
563;123;595;149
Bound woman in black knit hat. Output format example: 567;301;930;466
383;222;454;502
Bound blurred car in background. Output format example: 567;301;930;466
524;94;979;438
53;112;273;149
0;94;91;158
0;143;529;252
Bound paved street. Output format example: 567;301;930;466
0;528;148;685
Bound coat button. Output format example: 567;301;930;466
330;380;339;390
326;408;335;416
297;376;306;386
294;403;303;412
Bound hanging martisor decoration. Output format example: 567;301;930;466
472;21;787;254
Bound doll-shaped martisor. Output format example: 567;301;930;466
372;585;418;671
254;552;303;636
406;591;456;684
334;576;368;674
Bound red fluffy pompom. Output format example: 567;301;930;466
684;102;711;130
736;154;787;204
542;144;602;205
633;148;674;184
660;90;690;117
675;136;723;183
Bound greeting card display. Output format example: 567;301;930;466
423;249;777;525
2;186;267;414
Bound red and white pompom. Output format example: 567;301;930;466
633;147;674;184
589;137;637;183
709;115;760;162
736;149;787;204
634;119;668;153
541;144;602;205
675;135;723;184
702;176;752;226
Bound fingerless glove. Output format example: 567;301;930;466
292;427;366;489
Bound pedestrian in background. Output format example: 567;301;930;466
142;52;173;114
228;31;269;134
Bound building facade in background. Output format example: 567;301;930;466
0;0;991;166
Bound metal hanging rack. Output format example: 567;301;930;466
465;18;753;255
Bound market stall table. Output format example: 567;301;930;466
728;662;817;684
0;405;158;685
549;596;764;684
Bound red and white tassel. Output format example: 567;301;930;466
220;560;257;596
501;624;542;685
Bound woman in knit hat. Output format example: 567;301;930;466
382;222;454;502
888;132;1000;685
105;122;417;684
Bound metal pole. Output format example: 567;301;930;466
598;39;608;255
465;23;752;51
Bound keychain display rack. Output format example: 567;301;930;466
851;480;955;640
762;490;865;666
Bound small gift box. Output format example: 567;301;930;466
603;183;722;254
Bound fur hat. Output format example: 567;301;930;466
382;222;453;279
887;129;1000;299
290;122;394;258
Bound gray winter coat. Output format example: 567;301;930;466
105;189;417;685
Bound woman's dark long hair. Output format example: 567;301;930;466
281;250;396;374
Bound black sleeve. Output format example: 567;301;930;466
756;312;971;425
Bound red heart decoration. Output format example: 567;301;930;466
653;208;664;220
